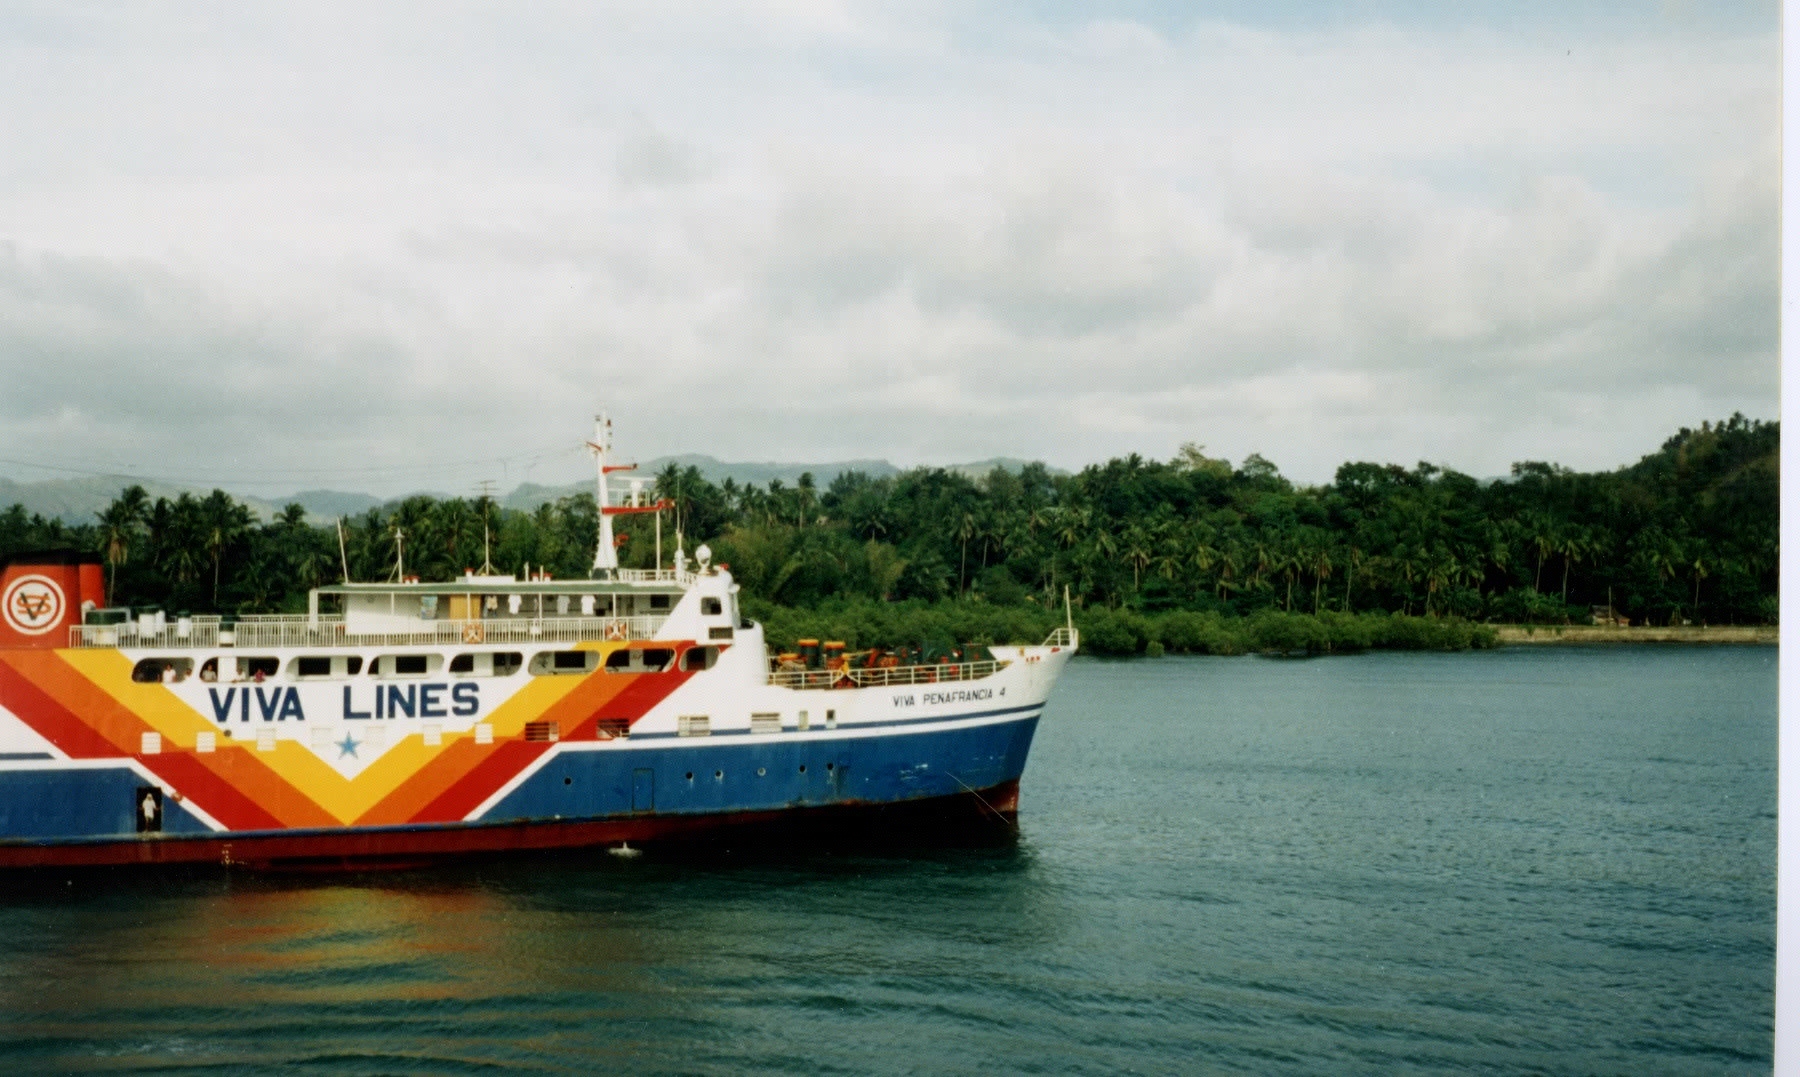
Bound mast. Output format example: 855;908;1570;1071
587;413;667;579
591;414;617;576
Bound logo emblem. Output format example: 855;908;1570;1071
2;575;66;636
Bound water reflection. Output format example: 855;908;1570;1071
0;836;1063;1072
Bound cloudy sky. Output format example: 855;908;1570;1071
0;1;1778;498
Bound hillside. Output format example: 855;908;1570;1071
0;455;1061;524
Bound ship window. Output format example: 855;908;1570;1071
132;658;194;683
649;594;671;610
680;646;718;672
529;650;600;676
226;656;279;682
370;654;439;678
449;651;524;677
288;655;360;678
701;598;723;616
603;647;675;673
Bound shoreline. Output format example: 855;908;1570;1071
1494;624;1776;645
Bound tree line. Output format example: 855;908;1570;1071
0;415;1776;653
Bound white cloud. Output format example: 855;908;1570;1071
0;3;1776;494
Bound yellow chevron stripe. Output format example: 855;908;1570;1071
57;644;622;824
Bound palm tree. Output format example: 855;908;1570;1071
1122;524;1153;592
1527;515;1560;594
1391;545;1425;615
1212;543;1242;604
200;490;252;608
1424;546;1459;618
1307;539;1333;614
795;472;817;528
1557;526;1590;605
956;510;977;596
1686;551;1709;623
1340;545;1364;613
97;485;149;604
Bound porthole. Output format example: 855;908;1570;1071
713;770;723;780
756;767;766;777
798;764;807;774
685;771;694;781
563;776;572;786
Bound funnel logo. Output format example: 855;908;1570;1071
3;575;65;636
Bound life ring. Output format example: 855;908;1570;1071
462;622;485;644
605;620;627;641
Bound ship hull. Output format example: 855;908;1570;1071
0;707;1041;869
0;779;1025;871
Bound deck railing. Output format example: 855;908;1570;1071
767;658;1010;690
70;614;671;650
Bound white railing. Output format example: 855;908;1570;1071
615;567;698;586
71;614;671;650
767;659;1009;690
1043;626;1077;648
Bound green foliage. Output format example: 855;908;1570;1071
0;419;1773;637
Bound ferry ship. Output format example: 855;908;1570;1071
0;419;1076;869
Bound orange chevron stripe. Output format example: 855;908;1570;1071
354;663;652;824
4;640;699;831
1;651;337;829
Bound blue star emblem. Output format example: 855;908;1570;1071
336;733;360;759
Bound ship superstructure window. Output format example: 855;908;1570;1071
207;656;278;682
448;651;523;677
680;646;719;672
291;655;361;679
603;647;675;674
132;658;194;683
370;654;440;678
701;598;723;616
529;649;600;676
649;594;671;610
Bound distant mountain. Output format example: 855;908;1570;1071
0;477;387;526
500;456;905;511
1;456;1065;524
285;490;385;520
638;454;901;489
941;458;1053;481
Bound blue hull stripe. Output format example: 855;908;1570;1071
480;714;1041;823
0;715;1042;842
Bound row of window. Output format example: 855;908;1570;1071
131;645;722;684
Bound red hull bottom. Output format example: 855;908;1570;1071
0;781;1023;871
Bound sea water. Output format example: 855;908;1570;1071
0;646;1775;1074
